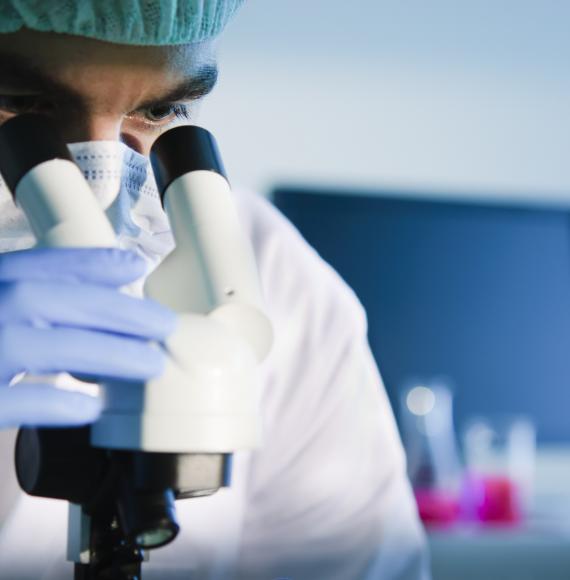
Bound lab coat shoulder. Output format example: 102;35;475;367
234;188;368;335
233;190;429;580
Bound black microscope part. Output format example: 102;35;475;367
150;124;227;206
118;487;179;550
0;113;73;195
15;427;107;505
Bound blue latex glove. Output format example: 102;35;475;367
0;247;176;428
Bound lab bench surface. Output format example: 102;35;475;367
429;525;570;580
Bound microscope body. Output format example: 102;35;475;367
94;133;272;453
0;115;272;578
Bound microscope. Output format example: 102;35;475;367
0;114;272;579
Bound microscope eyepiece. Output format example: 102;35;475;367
0;113;73;195
149;124;227;206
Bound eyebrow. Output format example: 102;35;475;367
138;64;218;108
0;52;218;107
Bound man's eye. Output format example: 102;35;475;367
142;103;191;123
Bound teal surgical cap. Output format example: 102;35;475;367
0;0;244;45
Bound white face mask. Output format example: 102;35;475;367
0;140;175;268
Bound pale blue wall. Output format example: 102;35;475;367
200;0;570;202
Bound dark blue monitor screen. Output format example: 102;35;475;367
272;188;570;443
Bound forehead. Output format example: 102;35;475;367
0;29;216;82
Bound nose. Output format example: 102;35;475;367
58;113;143;153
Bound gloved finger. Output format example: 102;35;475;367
0;248;147;287
0;280;176;340
0;325;166;384
0;383;103;428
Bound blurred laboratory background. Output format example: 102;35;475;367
200;1;570;579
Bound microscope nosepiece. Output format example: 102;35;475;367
118;487;180;550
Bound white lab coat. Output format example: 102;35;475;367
0;190;429;579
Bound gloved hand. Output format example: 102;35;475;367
0;247;176;429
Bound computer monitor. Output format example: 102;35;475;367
272;188;570;443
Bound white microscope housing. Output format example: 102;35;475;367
92;125;273;453
0;114;272;566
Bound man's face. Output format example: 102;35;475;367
0;30;217;156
